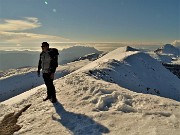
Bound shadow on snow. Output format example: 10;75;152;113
52;101;110;135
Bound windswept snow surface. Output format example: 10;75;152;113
0;46;180;135
0;71;180;135
0;60;90;102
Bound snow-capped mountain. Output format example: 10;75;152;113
154;44;180;56
0;46;180;135
58;46;101;64
147;44;180;65
148;44;180;78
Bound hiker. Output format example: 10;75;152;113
37;42;59;103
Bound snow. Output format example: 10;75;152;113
0;60;90;102
76;46;180;101
76;53;100;61
0;71;180;135
151;44;180;64
160;44;180;56
58;46;101;65
0;46;180;135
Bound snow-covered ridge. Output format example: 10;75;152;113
75;46;139;71
0;46;180;135
76;46;180;101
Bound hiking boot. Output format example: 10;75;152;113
43;96;50;101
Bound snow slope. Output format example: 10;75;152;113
0;70;180;135
76;46;180;101
0;60;90;102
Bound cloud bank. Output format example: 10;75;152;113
0;31;69;43
0;17;41;31
0;17;70;43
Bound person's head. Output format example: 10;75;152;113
41;42;49;52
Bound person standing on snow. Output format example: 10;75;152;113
37;42;59;103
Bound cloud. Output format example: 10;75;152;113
0;17;70;43
0;17;41;31
16;44;21;47
0;31;70;43
172;40;180;46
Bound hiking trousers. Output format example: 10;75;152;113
43;73;56;99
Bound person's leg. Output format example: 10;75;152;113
50;80;56;98
43;73;57;102
48;78;57;103
43;73;52;100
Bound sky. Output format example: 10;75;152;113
0;0;179;51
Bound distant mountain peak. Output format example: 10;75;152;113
164;44;176;48
154;44;180;56
125;46;139;52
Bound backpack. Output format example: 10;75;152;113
48;48;59;67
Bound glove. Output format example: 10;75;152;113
37;71;40;77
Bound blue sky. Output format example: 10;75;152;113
0;0;179;50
